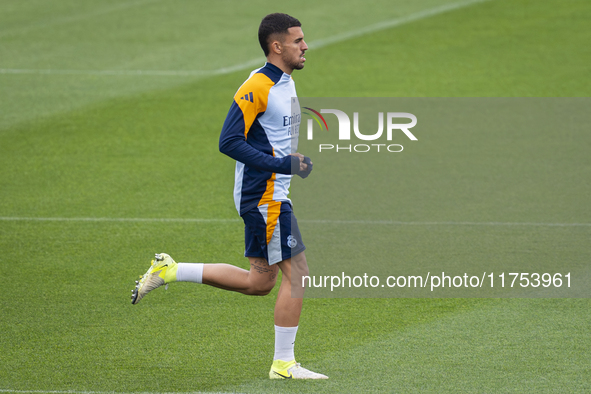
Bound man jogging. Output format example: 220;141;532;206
131;13;327;380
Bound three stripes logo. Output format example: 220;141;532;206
240;92;254;103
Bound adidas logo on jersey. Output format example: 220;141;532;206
240;92;254;102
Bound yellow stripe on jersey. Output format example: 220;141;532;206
264;200;282;245
234;72;275;138
258;146;281;244
259;170;276;207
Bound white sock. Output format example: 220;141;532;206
274;325;298;361
176;263;204;283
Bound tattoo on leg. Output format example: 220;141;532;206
251;259;272;275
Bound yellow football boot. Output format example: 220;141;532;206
269;359;328;380
131;253;178;305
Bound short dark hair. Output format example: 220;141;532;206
258;13;301;57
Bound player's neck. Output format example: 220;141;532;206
266;58;293;75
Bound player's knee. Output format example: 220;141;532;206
245;274;277;296
247;281;276;296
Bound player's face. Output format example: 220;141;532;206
281;27;308;71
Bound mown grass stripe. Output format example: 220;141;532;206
0;0;491;78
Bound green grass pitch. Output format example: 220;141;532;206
1;0;590;393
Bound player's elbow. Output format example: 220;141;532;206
219;139;230;155
219;135;239;158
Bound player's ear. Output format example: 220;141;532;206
271;40;282;54
268;33;283;55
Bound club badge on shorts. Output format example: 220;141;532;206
287;235;297;248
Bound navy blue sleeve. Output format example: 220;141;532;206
219;101;299;174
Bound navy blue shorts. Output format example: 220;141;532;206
241;201;306;265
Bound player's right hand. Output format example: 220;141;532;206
291;153;313;178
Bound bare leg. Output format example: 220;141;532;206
275;252;308;327
202;258;278;296
200;252;308;326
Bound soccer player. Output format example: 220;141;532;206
131;13;327;380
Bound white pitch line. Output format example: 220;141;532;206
302;219;591;227
0;217;589;227
0;59;264;77
0;390;239;394
0;216;239;223
307;0;492;50
0;0;491;78
0;68;214;77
